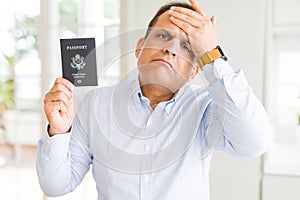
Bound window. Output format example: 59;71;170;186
263;0;300;178
265;0;300;143
274;36;300;128
0;0;40;111
0;1;121;199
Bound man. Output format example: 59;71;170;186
37;0;273;199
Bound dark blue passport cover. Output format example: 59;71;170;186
60;38;98;86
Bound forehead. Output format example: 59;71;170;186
153;11;186;35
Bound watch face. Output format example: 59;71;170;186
217;45;228;61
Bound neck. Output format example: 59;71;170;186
139;80;175;109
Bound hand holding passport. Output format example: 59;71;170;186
60;38;98;86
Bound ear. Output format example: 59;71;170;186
135;38;145;58
188;64;199;82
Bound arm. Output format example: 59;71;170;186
36;123;92;197
202;59;273;158
36;78;92;196
168;0;273;158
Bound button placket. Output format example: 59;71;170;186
145;117;152;128
144;144;151;153
144;174;150;182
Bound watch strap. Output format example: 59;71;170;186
197;46;227;69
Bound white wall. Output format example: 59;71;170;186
262;175;300;200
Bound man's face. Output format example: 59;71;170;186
135;11;198;92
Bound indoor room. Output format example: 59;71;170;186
0;0;299;199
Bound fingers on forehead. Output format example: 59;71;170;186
171;6;196;17
170;3;206;17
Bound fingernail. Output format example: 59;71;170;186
168;9;173;13
170;6;175;10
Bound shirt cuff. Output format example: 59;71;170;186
202;58;235;83
41;132;71;161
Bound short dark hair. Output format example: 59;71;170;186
145;2;195;38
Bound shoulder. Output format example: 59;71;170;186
187;83;210;99
80;79;135;104
81;84;117;103
183;83;212;111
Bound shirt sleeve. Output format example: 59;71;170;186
201;58;274;158
36;96;93;197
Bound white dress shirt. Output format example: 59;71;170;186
36;59;273;200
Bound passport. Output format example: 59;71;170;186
60;38;98;86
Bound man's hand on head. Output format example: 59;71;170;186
167;0;218;58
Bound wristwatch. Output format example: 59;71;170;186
197;45;228;69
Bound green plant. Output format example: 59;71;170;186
59;0;78;35
6;14;38;71
0;14;38;111
0;80;14;113
0;14;38;137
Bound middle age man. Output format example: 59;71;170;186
37;1;273;199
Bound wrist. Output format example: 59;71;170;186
197;45;228;69
47;124;71;137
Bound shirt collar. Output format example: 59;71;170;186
129;77;190;114
129;78;143;111
164;83;190;115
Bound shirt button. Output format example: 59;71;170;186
43;146;49;151
145;118;152;128
144;175;150;182
144;144;151;152
47;139;51;144
165;106;171;114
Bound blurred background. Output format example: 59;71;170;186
0;0;299;199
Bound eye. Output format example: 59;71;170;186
158;33;170;41
181;42;191;53
181;42;195;59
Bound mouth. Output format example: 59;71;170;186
152;59;173;69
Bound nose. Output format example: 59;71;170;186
163;48;176;57
163;37;179;57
